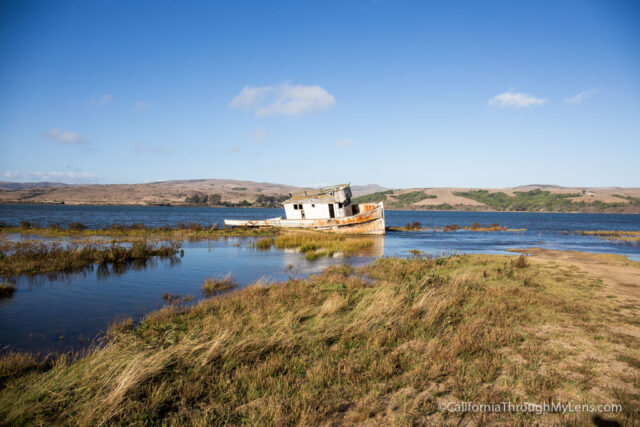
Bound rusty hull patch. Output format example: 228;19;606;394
292;203;385;235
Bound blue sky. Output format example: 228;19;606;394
1;0;639;188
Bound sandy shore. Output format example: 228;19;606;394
510;247;640;300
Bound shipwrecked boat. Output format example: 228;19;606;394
224;184;385;235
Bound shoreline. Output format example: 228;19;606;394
2;201;640;215
2;247;638;354
1;249;638;424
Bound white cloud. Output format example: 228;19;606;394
230;82;336;117
254;128;266;141
564;89;598;104
489;92;547;108
335;139;356;147
230;86;272;110
135;100;150;110
2;170;98;183
43;128;86;144
90;94;112;107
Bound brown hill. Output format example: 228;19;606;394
0;180;639;213
353;186;640;213
0;179;303;206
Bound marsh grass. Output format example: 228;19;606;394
254;237;275;250
273;231;375;260
162;293;181;303
0;352;50;387
388;223;526;233
387;222;424;231
577;229;640;245
513;254;529;268
203;273;237;296
0;240;180;277
0;254;637;425
0;222;276;242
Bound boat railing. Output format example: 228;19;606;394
288;183;349;199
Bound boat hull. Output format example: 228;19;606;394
224;202;386;235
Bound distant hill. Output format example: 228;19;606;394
0;179;301;207
350;184;389;198
352;186;640;214
0;180;639;213
0;181;70;191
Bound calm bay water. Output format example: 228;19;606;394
1;204;639;353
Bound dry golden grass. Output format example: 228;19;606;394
254;237;275;249
254;231;376;260
388;223;528;233
0;240;180;276
0;254;638;425
578;229;640;244
203;274;238;296
0;223;276;242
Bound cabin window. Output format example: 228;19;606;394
338;202;343;208
328;204;335;218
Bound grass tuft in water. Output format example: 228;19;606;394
273;231;375;260
255;237;274;250
203;273;237;297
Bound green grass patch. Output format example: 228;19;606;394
387;191;436;208
352;190;393;204
454;189;640;212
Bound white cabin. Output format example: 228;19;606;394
284;184;354;220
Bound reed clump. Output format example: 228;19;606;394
389;222;515;233
387;222;424;232
576;229;640;244
0;240;180;277
512;254;529;268
203;273;237;296
254;237;274;250
274;231;375;260
464;222;507;231
0;254;636;425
